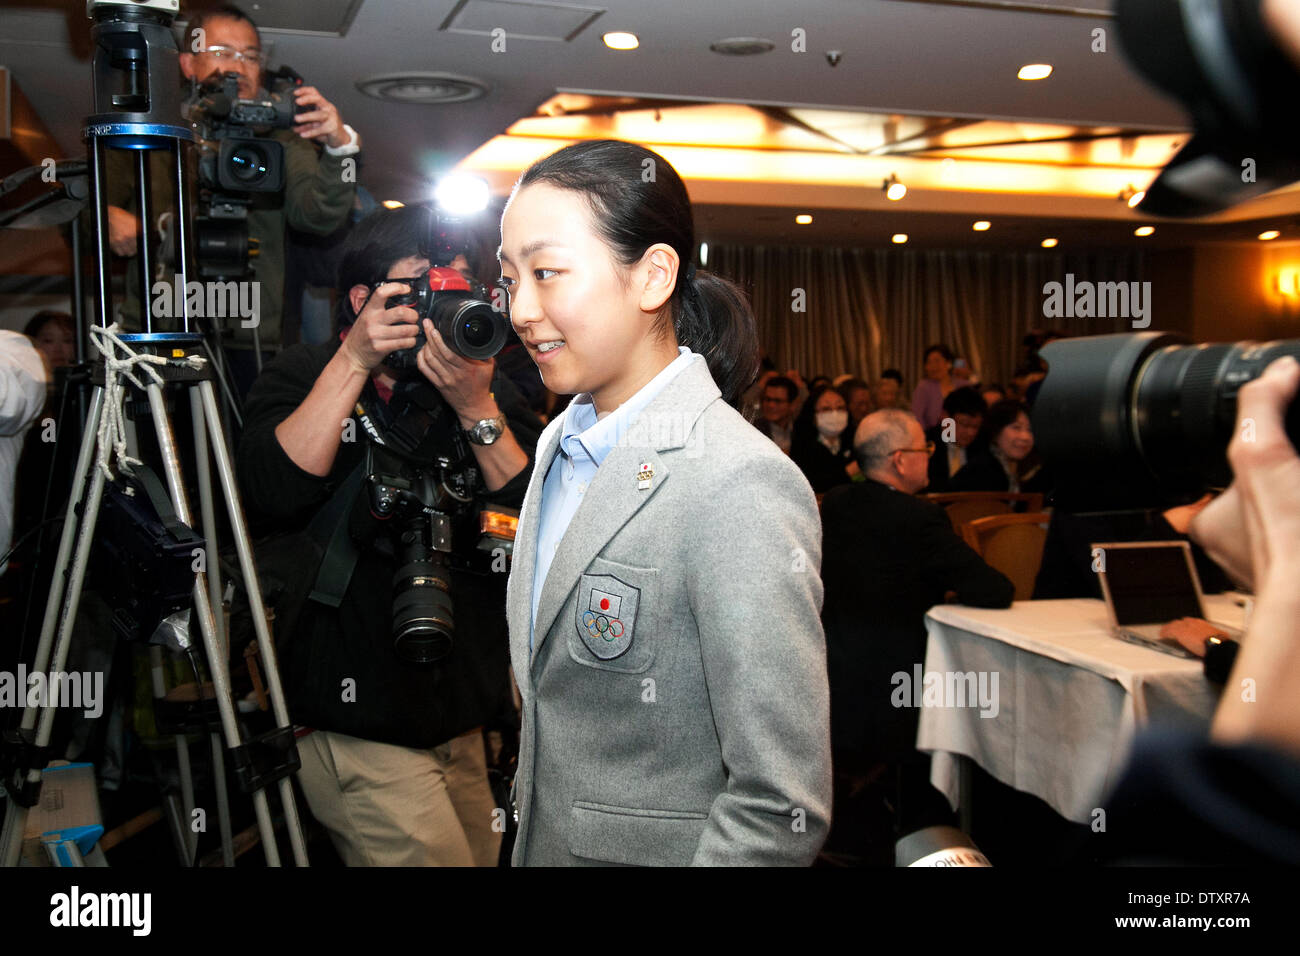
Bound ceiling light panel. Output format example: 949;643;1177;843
440;0;605;42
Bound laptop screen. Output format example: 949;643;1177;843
1101;543;1204;626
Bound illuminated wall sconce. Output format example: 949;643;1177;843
1276;268;1299;297
884;174;907;201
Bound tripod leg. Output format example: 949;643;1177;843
190;390;225;657
197;379;310;866
1;428;112;866
148;645;197;865
1;387;106;866
211;732;235;867
143;382;282;867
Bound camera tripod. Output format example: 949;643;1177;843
0;326;308;867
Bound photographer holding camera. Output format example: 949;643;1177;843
105;4;359;394
235;204;540;866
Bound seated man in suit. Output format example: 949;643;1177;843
926;385;985;492
753;374;798;454
820;408;1014;841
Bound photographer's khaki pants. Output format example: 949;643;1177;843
296;727;502;866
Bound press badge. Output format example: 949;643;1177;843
575;573;640;660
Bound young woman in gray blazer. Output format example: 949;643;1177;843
498;140;831;865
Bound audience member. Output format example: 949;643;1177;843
1;331;49;577
950;398;1050;496
821;408;1014;837
874;369;906;410
791;384;858;494
754;374;798;454
837;377;874;435
911;344;970;430
980;383;1005;407
926;385;985;492
23;311;75;371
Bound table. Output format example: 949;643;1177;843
915;594;1247;826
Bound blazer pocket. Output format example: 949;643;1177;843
568;556;658;674
569;801;708;866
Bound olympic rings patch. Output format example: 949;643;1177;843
575;574;641;661
582;609;625;641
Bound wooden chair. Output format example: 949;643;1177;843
961;512;1052;601
924;491;1044;533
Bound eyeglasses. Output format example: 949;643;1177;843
201;46;267;67
891;442;935;457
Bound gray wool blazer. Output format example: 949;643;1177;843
505;356;832;866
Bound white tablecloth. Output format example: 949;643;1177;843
915;594;1246;824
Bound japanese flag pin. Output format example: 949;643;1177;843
636;461;654;490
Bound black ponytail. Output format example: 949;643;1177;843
516;140;758;405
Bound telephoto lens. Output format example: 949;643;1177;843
391;518;455;664
1032;332;1300;508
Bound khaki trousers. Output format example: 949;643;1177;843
296;727;502;866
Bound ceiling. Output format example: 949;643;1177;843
2;0;1298;249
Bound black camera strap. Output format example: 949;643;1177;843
305;461;367;609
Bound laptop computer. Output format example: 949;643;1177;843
1092;540;1241;659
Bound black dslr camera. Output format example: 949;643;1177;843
184;68;302;277
380;210;510;365
363;432;515;665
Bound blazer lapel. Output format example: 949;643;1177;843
529;444;669;667
510;418;562;681
529;358;722;667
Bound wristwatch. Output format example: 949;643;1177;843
464;414;507;446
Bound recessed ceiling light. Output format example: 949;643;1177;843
795;214;813;225
1134;226;1155;237
1259;230;1281;240
356;72;488;104
1041;238;1058;248
603;32;639;50
382;200;404;209
973;221;991;231
892;233;908;244
709;37;775;55
1018;64;1053;80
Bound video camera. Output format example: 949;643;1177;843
185;68;303;278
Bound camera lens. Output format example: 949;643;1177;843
392;525;455;665
228;145;270;185
429;296;508;360
1032;332;1300;507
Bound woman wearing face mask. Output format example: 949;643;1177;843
791;384;859;494
951;399;1051;497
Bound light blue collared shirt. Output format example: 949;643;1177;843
530;346;698;650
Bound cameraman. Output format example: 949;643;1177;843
236;205;540;866
106;4;359;394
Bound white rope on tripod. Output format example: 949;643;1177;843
88;323;204;480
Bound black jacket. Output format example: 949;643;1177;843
235;340;542;748
820;479;1015;763
924;424;971;493
950;447;1052;496
791;433;855;495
